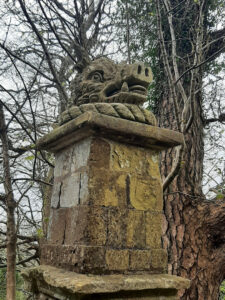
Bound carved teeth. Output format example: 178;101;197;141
129;85;147;94
121;82;129;92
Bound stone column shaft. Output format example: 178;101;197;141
22;112;189;299
42;136;166;274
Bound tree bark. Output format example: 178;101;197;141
155;1;225;298
158;74;225;300
0;103;17;300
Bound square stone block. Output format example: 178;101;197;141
105;249;129;271
54;146;73;178
129;175;163;211
70;138;91;173
89;168;127;207
129;250;151;270
107;208;128;248
65;206;107;246
146;212;162;249
126;210;146;249
71;245;106;274
151;249;168;272
89;138;111;169
48;208;67;244
59;174;80;207
110;141;160;178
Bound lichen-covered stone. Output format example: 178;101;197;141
36;112;183;153
22;265;190;299
64;206;108;246
58;58;158;127
126;210;146;248
129;250;151;270
151;249;168;271
107;208;128;248
25;59;187;298
105;250;129;271
42;136;166;274
146;212;162;249
129;176;163;211
70;58;153;106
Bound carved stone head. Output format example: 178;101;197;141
70;57;153;106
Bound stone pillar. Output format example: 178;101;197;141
22;112;190;299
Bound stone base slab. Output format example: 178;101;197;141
22;265;190;300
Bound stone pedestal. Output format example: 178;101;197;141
23;265;190;300
22;112;189;299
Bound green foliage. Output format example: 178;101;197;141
0;269;6;299
25;155;35;161
220;281;225;300
37;227;44;238
115;0;161;112
0;269;25;300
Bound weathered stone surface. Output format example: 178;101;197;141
129;176;163;211
59;174;81;207
22;265;190;295
89;138;111;169
105;250;129;271
146;212;162;249
78;172;89;205
70;58;153;106
126;210;146;248
54;146;73;178
48;208;67;244
151;249;168;272
110;142;160;178
107;208;128;248
70;138;92;173
41;244;106;274
43;136;166;274
36;112;183;153
64;206;107;246
129;250;151;270
50;181;61;208
89;169;127;207
51;139;92;208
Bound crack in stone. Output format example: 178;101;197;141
78;173;82;205
62;220;66;245
57;182;63;209
126;175;132;208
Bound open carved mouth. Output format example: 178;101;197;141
106;84;147;97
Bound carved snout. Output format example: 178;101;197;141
121;63;153;88
100;62;153;104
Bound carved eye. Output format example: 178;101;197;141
91;72;103;82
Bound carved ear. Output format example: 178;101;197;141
74;51;91;73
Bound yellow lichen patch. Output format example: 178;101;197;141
126;210;145;248
129;176;163;211
110;141;161;178
103;174;127;207
105;249;129;271
146;212;162;248
89;168;127;207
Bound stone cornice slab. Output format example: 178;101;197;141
37;112;183;152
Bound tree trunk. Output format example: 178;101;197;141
154;1;225;297
158;84;225;299
0;104;17;300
